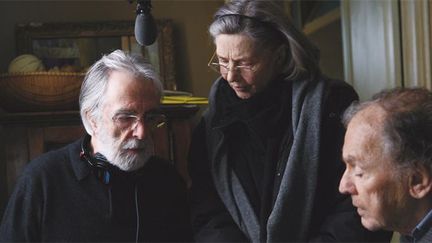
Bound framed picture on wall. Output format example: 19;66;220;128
15;20;177;90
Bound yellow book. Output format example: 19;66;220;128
161;96;208;105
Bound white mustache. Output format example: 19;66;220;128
121;139;147;150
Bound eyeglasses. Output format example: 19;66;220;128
112;112;167;131
207;51;257;76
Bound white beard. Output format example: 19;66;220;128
97;131;154;172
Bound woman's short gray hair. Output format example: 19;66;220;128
209;0;320;81
79;49;163;135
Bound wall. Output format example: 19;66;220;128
0;0;222;97
308;19;344;81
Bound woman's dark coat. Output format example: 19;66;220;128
189;77;392;242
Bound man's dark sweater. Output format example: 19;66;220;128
0;137;192;242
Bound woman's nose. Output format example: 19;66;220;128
226;67;240;83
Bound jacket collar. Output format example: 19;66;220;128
68;135;157;183
68;136;92;181
210;78;291;133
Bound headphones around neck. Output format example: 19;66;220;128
80;134;142;242
80;135;113;185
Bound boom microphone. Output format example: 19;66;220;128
134;0;158;46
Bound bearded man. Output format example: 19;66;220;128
0;50;192;242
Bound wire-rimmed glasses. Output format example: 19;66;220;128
207;51;257;76
112;112;167;132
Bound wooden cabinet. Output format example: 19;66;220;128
0;105;199;216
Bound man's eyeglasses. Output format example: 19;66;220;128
207;51;257;76
112;112;167;131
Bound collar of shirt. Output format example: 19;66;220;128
410;208;432;242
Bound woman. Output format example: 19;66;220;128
189;0;391;242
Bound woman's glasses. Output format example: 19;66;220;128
207;51;257;76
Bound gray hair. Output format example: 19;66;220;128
209;0;320;81
79;49;163;135
343;87;432;172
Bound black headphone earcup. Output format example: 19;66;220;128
92;166;111;185
80;135;112;185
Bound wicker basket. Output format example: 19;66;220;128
0;72;85;112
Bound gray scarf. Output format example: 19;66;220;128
207;78;325;242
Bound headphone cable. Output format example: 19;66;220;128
135;183;140;242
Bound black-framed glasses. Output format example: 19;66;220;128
112;112;167;131
207;51;257;76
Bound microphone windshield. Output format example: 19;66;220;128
135;13;158;46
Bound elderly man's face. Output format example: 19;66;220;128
339;106;411;232
92;70;160;171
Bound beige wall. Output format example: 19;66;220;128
0;0;222;97
308;19;344;81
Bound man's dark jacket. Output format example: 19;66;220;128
189;77;392;242
0;137;192;242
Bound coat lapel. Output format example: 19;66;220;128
210;129;261;242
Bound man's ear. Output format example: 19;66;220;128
86;111;99;134
409;165;432;199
